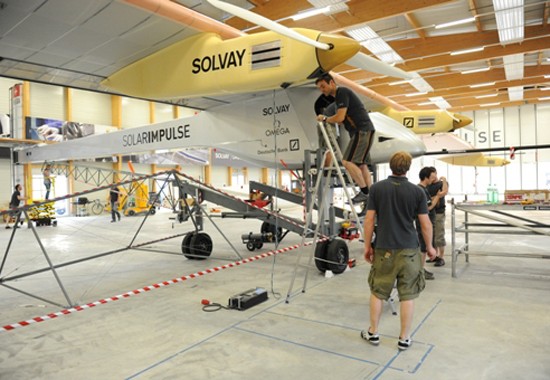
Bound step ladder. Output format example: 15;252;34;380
285;121;366;302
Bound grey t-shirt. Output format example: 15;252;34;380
367;175;428;249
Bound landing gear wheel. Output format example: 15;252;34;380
326;239;349;274
181;232;195;259
246;242;256;251
261;221;282;240
314;240;329;273
189;233;213;260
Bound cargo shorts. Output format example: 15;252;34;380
368;248;425;301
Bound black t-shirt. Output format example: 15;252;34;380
367;175;428;249
110;188;119;203
334;87;374;135
427;181;446;213
10;190;21;208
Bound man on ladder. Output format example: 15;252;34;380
315;73;375;204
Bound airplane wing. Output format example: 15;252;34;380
422;133;510;166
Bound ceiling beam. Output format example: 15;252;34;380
468;0;483;32
403;12;427;39
225;0;456;33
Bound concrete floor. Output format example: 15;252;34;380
0;203;549;379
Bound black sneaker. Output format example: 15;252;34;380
434;257;445;267
424;269;435;280
5;226;11;229
351;192;369;204
360;329;380;346
398;337;412;350
426;257;436;263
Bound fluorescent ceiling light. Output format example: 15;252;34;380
508;86;523;101
502;54;524;80
541;87;550;91
493;0;524;44
461;67;490;74
435;17;476;29
450;47;484;56
346;25;404;64
291;6;331;20
539;96;550;101
544;75;550;79
475;93;498;99
429;96;451;109
418;101;434;106
470;82;496;88
389;80;411;86
405;92;428;97
480;102;501;107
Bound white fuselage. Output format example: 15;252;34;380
18;87;426;168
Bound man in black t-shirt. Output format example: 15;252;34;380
315;73;375;204
363;151;436;351
6;184;27;229
416;167;443;280
427;168;448;266
109;186;121;223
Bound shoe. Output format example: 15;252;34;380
110;220;116;223
5;226;11;229
398;337;412;351
351;192;369;204
424;269;435;280
360;329;380;346
434;257;445;267
426;257;436;263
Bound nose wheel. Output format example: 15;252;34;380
314;239;349;274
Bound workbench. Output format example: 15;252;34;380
451;200;550;277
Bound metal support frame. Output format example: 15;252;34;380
451;199;550;277
286;122;365;302
0;169;245;307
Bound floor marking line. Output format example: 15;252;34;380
1;241;319;333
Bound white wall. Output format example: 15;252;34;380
72;89;112;126
29;83;65;120
121;98;149;129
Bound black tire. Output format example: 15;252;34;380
326;239;349;274
314;240;329;273
261;221;283;240
189;233;213;260
181;233;195;259
246;242;256;251
127;209;136;216
149;207;156;215
255;242;263;250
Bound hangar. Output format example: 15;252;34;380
1;0;549;378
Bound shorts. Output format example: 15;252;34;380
343;130;374;165
368;248;426;301
417;215;435;252
434;212;446;247
317;123;339;149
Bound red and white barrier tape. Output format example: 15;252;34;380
1;239;322;333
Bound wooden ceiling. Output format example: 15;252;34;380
219;0;550;111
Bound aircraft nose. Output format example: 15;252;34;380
453;113;473;130
316;33;361;72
